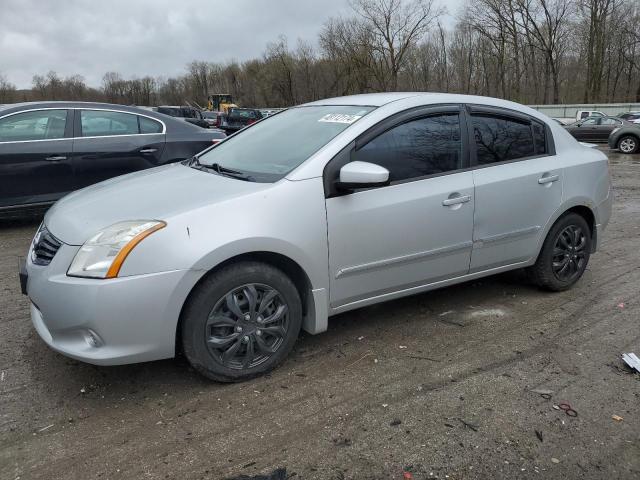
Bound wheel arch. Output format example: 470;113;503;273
175;250;324;356
617;131;640;151
534;201;598;264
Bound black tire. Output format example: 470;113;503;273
617;135;639;154
528;213;592;291
181;261;302;382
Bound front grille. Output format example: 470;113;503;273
31;226;62;266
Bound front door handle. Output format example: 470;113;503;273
44;156;67;162
442;194;471;206
538;174;559;184
139;148;157;154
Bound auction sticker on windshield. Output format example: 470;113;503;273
319;113;363;124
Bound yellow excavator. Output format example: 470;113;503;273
207;94;237;113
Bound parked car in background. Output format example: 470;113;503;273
21;93;612;382
608;122;640;154
556;110;605;125
0;102;226;217
617;112;640;124
202;111;222;128
221;107;264;134
157;105;210;129
563;115;629;142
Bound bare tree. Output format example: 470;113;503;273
0;73;16;103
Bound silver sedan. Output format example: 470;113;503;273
22;93;613;382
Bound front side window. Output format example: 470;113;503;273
196;105;374;182
581;118;598;125
354;114;462;182
0;110;67;142
472;115;535;165
80;110;139;137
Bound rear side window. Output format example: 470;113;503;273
472;115;535;165
139;116;163;134
355;114;462;182
601;118;621;125
81;110;139;137
0;110;67;142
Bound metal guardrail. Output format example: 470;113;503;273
529;103;640;118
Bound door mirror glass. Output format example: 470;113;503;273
337;161;390;190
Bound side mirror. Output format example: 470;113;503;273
337;161;390;190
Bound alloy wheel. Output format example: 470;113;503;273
619;137;637;153
552;225;587;282
205;283;289;370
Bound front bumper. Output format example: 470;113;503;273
25;243;202;365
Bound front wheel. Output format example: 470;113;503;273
181;262;302;382
618;135;639;154
528;213;592;291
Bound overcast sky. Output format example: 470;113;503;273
0;0;460;89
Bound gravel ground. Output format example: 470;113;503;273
1;149;639;480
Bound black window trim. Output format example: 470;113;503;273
324;104;469;198
465;104;556;169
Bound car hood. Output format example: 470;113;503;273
45;163;270;245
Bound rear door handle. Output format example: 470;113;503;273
44;156;67;162
442;194;471;206
139;148;157;154
538;174;559;184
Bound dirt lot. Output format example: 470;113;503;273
1;150;639;480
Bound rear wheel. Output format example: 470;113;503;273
618;135;639;154
528;213;592;291
181;262;302;382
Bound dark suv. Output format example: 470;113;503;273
157;106;210;129
220;108;264;134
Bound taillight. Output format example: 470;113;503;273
247;119;255;125
212;139;221;144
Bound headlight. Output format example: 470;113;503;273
68;220;166;279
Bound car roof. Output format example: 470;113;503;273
301;92;549;113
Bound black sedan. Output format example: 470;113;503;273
0;102;226;217
563;116;630;143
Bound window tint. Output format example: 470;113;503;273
139;116;163;134
472;115;535;165
582;118;598;125
0;110;67;142
81;110;139;137
354;115;461;182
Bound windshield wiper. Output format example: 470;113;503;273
191;158;254;181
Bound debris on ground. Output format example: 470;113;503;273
402;471;414;479
622;353;640;373
612;415;624;422
457;418;479;432
226;468;287;480
551;458;560;464
390;419;402;426
535;430;543;442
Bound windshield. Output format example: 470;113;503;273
196;105;374;182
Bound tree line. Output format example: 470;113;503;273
1;0;639;108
